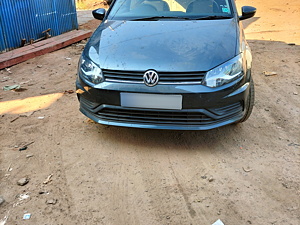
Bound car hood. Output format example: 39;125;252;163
86;19;238;72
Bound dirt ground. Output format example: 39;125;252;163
0;0;299;224
76;0;109;10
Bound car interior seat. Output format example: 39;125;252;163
187;0;218;13
142;0;170;11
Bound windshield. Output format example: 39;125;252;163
108;0;234;20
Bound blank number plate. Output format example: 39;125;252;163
121;93;182;110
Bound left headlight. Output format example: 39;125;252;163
78;54;103;85
203;54;244;88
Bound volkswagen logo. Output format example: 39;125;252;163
143;70;159;87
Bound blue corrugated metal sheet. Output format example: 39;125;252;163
0;0;78;52
0;18;5;51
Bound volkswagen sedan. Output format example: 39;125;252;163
76;0;256;130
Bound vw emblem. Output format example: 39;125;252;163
143;70;159;87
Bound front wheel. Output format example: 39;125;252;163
238;78;255;123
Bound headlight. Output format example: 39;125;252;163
78;54;103;85
203;54;244;88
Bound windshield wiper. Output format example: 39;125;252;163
131;15;232;21
193;15;233;20
131;16;191;21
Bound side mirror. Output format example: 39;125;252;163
239;6;256;20
92;8;106;20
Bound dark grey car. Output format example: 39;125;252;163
76;0;256;130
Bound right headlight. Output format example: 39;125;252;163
202;54;244;88
78;54;103;85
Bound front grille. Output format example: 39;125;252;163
80;96;99;109
82;102;243;126
102;69;206;85
98;108;213;125
210;103;243;116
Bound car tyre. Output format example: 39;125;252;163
238;77;255;123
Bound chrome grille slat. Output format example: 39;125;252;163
104;71;141;76
105;79;143;84
159;77;203;81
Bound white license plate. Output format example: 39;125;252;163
120;93;182;110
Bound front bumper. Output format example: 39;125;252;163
76;76;250;130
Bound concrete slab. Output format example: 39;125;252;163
77;10;95;25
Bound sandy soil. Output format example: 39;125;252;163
0;0;299;224
76;0;109;10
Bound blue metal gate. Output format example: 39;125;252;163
0;0;78;52
0;17;5;51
